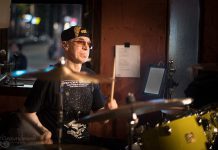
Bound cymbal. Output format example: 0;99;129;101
161;107;186;115
78;98;193;123
11;65;113;83
192;63;218;72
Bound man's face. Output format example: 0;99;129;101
64;36;92;64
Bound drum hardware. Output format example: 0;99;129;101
79;98;193;150
0;73;7;82
125;142;142;150
165;59;179;98
211;112;218;127
142;122;151;130
197;104;218;149
0;50;25;86
78;98;191;123
206;143;213;150
202;118;211;131
151;123;172;136
127;112;140;150
125;93;140;150
0;62;24;86
160;111;171;124
135;125;145;135
160;99;194;128
159;125;172;136
196;116;203;126
141;111;208;150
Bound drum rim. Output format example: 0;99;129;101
198;103;218;115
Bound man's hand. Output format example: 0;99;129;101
39;129;53;144
106;98;118;110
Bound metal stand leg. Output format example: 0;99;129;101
58;82;64;146
128;112;139;150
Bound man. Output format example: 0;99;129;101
9;42;27;70
22;26;118;144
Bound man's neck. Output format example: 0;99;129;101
65;60;82;72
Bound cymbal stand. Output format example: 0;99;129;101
57;82;64;146
127;112;139;150
126;93;139;150
57;58;66;149
1;62;24;86
166;59;178;98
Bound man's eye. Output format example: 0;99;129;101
76;41;85;45
74;40;92;48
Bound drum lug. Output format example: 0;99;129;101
202;118;210;131
144;122;151;129
206;142;213;150
160;126;172;136
196;116;203;126
211;112;218;126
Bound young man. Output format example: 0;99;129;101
22;26;118;144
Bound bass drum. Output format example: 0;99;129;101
141;110;208;150
198;104;218;146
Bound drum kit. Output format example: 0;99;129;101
5;58;218;150
79;101;218;150
140;107;217;150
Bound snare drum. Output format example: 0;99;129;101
198;104;218;145
141;110;208;150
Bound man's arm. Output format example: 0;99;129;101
20;107;52;143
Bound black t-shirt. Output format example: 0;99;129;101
24;66;105;144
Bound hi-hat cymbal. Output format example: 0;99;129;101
78;98;193;123
11;65;113;83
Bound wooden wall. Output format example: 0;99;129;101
200;0;218;63
100;0;167;102
98;0;168;138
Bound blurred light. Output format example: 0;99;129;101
60;57;66;65
11;70;27;77
53;22;59;30
25;24;31;29
182;98;193;105
44;66;54;72
64;16;71;22
22;14;32;22
70;18;78;26
31;17;41;25
64;23;71;30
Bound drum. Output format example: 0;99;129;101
198;104;218;146
141;110;208;150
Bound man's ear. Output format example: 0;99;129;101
62;41;69;51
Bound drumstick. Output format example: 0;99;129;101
110;58;116;103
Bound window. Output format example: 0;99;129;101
8;3;83;70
